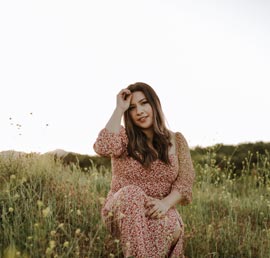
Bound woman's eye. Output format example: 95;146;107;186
129;106;135;110
142;101;148;105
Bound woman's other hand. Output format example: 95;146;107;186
145;197;170;219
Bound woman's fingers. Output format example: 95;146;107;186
118;89;131;99
116;88;132;111
145;205;157;217
145;198;156;207
125;92;132;100
145;201;153;208
145;205;162;218
148;209;163;219
145;198;166;219
118;88;130;95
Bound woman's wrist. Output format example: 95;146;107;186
162;190;183;209
115;106;126;114
161;198;173;210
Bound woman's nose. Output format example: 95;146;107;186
136;106;144;115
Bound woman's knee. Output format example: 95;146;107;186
115;185;146;207
119;185;145;197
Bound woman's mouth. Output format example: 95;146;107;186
138;116;148;122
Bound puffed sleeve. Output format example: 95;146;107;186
93;126;128;157
171;132;195;205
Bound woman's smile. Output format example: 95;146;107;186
137;116;148;123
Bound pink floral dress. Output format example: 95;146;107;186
93;126;195;258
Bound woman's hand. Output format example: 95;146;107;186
145;197;170;219
116;88;132;112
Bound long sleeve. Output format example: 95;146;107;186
171;132;195;206
93;126;128;157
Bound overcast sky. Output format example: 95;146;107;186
0;0;269;155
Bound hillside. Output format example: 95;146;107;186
1;141;269;173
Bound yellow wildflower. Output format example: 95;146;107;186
58;223;64;229
21;177;27;183
49;240;56;249
14;193;20;199
37;200;44;208
46;247;52;255
10;174;16;180
99;197;105;205
42;207;51;218
63;241;69;248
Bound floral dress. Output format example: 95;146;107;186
93;126;195;258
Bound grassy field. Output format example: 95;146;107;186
0;150;269;258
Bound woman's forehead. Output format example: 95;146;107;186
130;91;146;104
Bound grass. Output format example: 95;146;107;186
0;151;269;258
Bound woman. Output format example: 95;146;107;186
93;82;195;257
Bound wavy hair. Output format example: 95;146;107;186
123;82;172;167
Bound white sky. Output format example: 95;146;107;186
0;0;269;155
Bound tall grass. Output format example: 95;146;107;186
0;150;269;258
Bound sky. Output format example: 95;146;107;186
0;0;269;155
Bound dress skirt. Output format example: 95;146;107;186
102;185;185;258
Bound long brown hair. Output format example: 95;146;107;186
124;82;172;167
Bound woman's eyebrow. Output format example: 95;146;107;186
138;98;147;103
130;98;147;106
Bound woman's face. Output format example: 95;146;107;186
129;91;153;130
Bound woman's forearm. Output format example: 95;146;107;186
105;107;125;133
162;189;183;209
105;88;132;133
